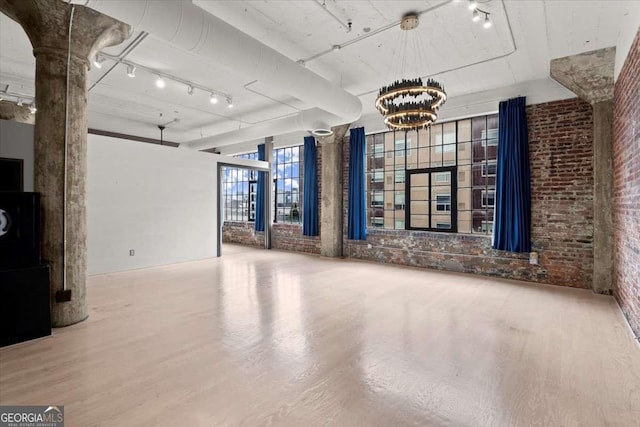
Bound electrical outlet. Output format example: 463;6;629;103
367;244;372;249
129;249;135;256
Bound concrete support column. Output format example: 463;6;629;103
592;100;614;294
0;0;129;326
550;47;615;293
320;124;350;257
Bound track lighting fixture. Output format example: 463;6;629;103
94;51;236;108
29;102;37;114
93;54;106;69
155;75;166;89
468;4;491;29
483;14;492;28
16;98;23;107
126;64;136;78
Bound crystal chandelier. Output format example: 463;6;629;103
375;14;447;131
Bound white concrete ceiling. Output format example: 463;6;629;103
0;0;636;151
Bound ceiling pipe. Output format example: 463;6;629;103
79;0;362;149
185;108;340;151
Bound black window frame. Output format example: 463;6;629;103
405;166;458;233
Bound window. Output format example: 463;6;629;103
222;146;304;225
366;113;498;234
222;152;258;222
406;167;457;232
482;162;497;177
395;138;411;157
436;194;451;211
481;128;499;146
273;146;303;224
435;172;450;182
371;192;383;207
371;169;384;182
482;190;495;207
373;142;384;158
394;193;405;210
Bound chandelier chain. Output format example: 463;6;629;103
375;12;447;131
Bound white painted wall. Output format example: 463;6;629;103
87;134;219;275
0;119;34;191
614;3;640;80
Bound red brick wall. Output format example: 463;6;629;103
343;98;594;288
222;222;320;254
222;221;262;247
528;98;594;288
613;29;640;337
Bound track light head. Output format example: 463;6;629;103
483;14;492;28
226;97;234;108
29;102;37;114
93;54;106;69
155;75;166;89
126;64;136;78
210;93;219;104
472;9;480;22
187;85;194;95
468;0;478;10
16;98;23;107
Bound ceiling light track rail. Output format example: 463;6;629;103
88;31;148;92
98;52;232;103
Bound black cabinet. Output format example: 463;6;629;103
0;263;51;347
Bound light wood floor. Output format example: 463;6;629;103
1;244;639;427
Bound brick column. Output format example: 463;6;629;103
0;0;130;326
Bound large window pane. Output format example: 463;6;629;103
365;114;497;233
